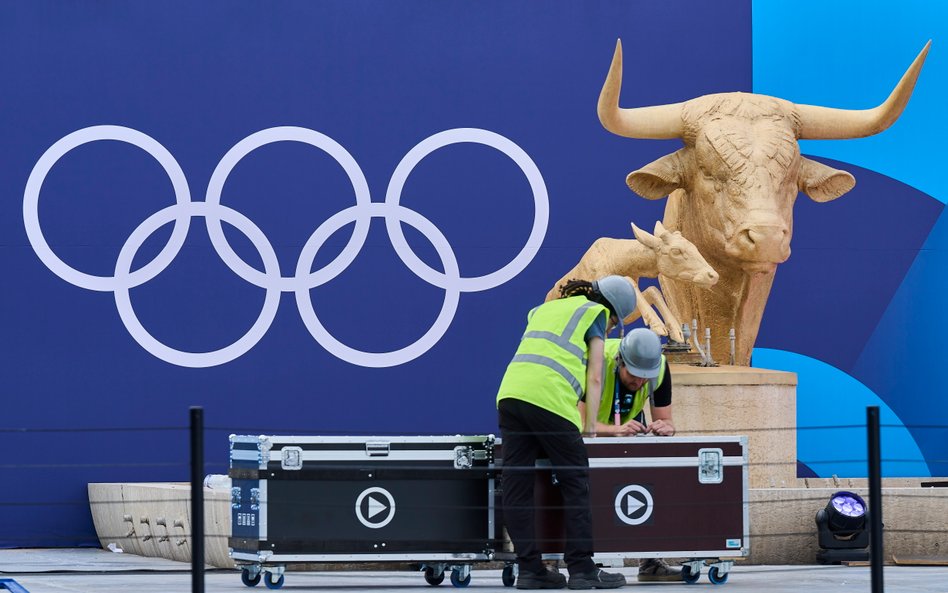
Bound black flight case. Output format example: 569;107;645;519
228;434;497;589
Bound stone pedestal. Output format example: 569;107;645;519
665;364;797;489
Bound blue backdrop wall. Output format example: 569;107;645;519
0;0;943;547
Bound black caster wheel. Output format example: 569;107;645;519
241;569;261;587
682;565;701;584
425;567;445;586
708;566;729;585
264;572;285;590
450;568;471;588
501;564;516;587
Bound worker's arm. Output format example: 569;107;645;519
578;400;636;435
583;336;604;437
646;364;675;436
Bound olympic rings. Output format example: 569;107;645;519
23;125;549;368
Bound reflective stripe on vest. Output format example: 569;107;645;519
510;353;583;398
521;302;595;369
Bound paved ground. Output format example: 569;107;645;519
2;549;947;592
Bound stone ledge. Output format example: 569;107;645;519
747;486;948;564
672;364;798;386
88;482;234;569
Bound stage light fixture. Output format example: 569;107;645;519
815;490;870;564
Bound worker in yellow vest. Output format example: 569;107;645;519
579;328;675;437
497;276;636;590
577;328;682;582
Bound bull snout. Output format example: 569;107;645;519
726;223;791;265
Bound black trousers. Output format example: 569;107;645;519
498;398;596;576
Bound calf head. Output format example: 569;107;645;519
631;220;718;286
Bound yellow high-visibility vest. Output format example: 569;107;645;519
497;296;608;430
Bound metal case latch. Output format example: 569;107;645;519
454;446;475;469
281;446;303;470
698;448;724;484
366;441;390;457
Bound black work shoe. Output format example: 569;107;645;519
637;558;683;582
567;568;627;589
517;566;567;590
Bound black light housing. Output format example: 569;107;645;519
815;491;870;564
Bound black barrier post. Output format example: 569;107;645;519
867;406;883;593
190;407;205;593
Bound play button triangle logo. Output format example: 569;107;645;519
614;484;654;526
355;487;396;529
626;494;645;514
367;496;387;518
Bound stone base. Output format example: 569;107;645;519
664;364;797;489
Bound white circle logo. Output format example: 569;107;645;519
355;486;396;529
23;126;549;368
614;484;654;526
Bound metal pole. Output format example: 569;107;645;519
190;407;205;593
704;327;712;364
867;406;883;593
728;328;735;366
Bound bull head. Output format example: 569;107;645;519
596;39;930;364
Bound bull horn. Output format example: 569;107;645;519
598;39;684;139
797;41;931;139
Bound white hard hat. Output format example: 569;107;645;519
619;328;662;378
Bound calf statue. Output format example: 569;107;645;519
546;221;718;343
598;39;930;365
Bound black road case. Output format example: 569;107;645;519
228;434;496;589
494;435;749;585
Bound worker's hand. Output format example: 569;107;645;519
621;418;648;435
601;423;632;436
647;419;676;436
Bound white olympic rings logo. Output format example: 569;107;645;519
23;126;549;368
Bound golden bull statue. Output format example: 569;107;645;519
596;39;930;365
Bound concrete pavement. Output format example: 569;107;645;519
2;549;947;592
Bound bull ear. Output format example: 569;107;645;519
653;220;667;236
632;222;660;249
799;157;856;203
626;151;683;200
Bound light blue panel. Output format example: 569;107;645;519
753;348;929;478
753;0;948;203
851;207;948;475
